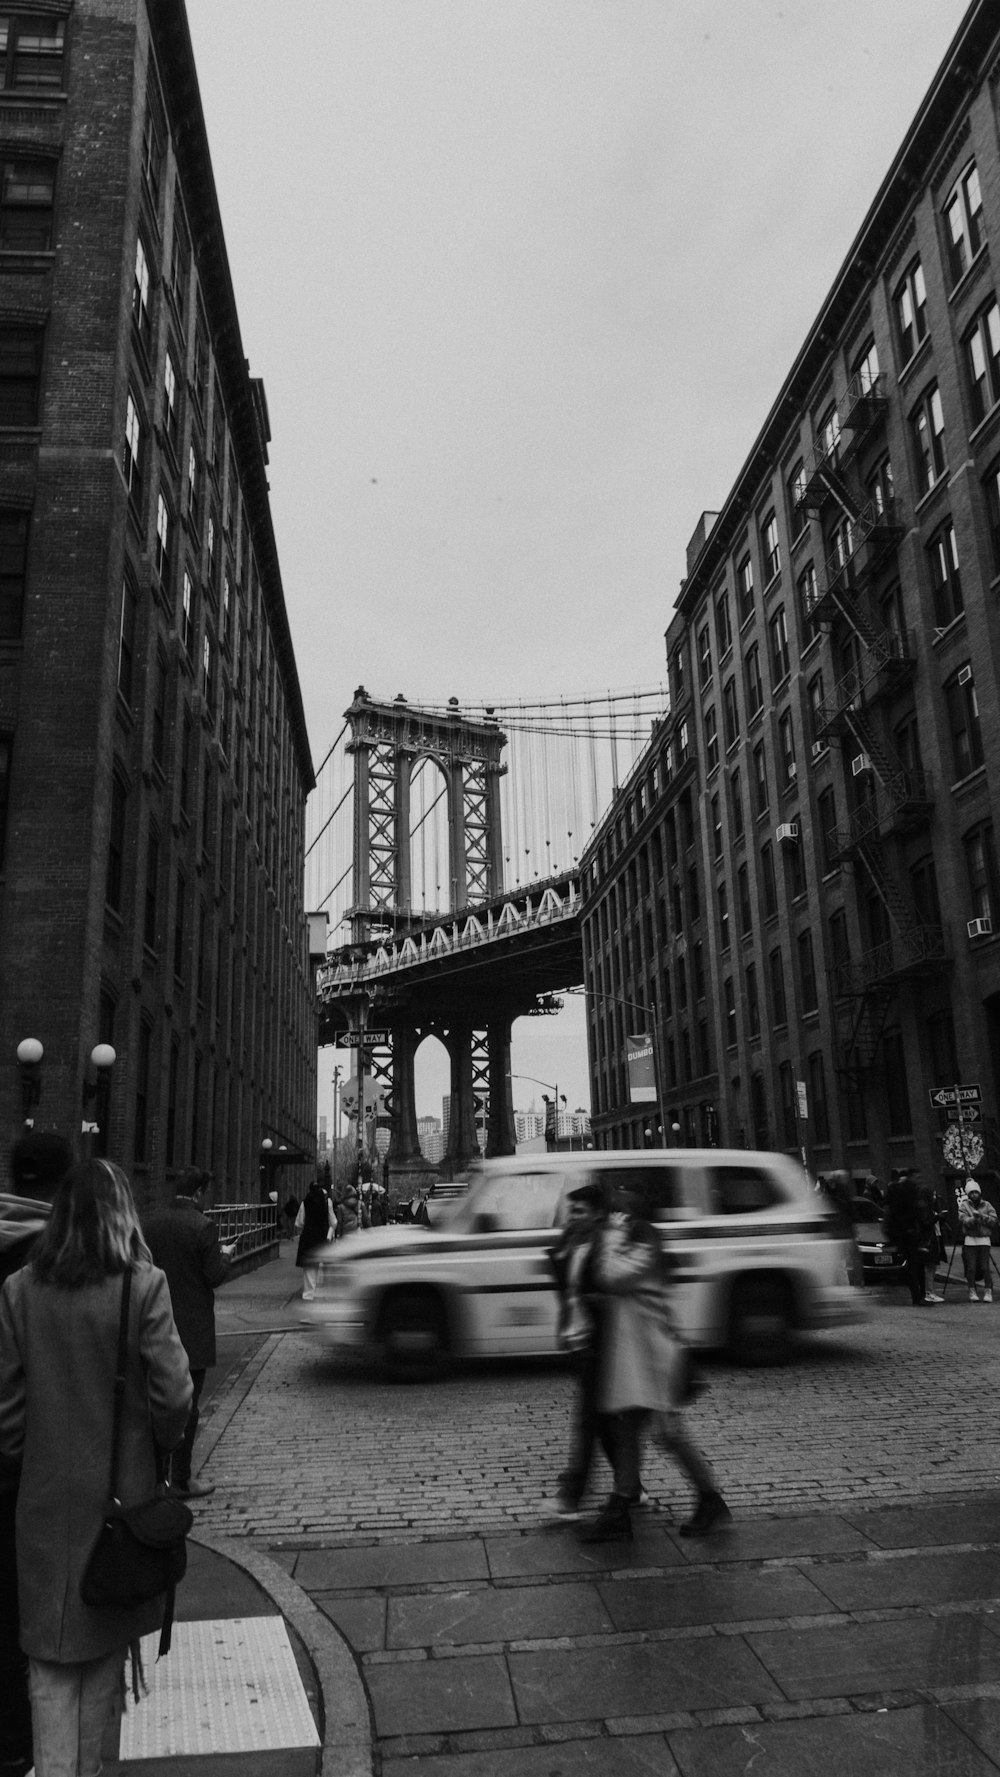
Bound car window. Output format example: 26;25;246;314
465;1173;565;1232
602;1164;689;1222
705;1164;778;1215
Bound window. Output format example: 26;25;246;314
180;568;194;657
910;854;941;930
787;458;806;539
711;792;722;859
827;511;855;581
911;385;946;497
165;1038;180;1169
134;1019;152;1165
768;607;789;686
777;709;796;787
0;157;54;249
117;574;136;701
808;672;826;747
106;773;127;912
866;454;894;518
670;644;686;705
816;402;840;463
761;511;780;583
807;1051;829;1145
945;664;984;778
724;975;737;1046
0;508;27;639
797;560;819;645
173;873;186;979
817;785;838;873
132;232;152;349
736;553;754;624
140;102;162;209
760;840;776;918
697;622;712;688
797;928;817;1012
770;947;786;1026
985;461;1000;576
744;642;763;716
778;1061;796;1146
785;834;806;899
718;880;730;951
745;961;760;1037
752;740;768;816
123;389;143;510
965;822;998;924
163;348;179;452
704;704;719;772
169;195;190;310
187;443;200;532
151;651;167;771
202;628;215;713
722;677;738;750
193;313;208;411
944;161;985;285
883;1029;912;1135
0;325;42;424
0;734;10;871
0;16;65;89
154;491;171;585
927;1010;958;1087
854;336;880;396
894;259;928;363
729;766;744;840
928;521;962;627
737;862;752;935
143;823;159;949
965;300;1000;425
715;587;732;657
708;1163;778;1215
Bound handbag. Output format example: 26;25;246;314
80;1268;193;1654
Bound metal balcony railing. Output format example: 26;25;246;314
830;923;949;995
840;368;888;438
823;498;901;593
815;630;915;733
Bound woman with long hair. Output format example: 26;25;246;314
0;1157;191;1777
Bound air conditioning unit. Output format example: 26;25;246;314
958;664;973;686
787;761;797;778
968;916;993;939
811;740;826;760
851;753;872;776
775;822;799;844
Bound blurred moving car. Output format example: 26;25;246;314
301;1150;864;1378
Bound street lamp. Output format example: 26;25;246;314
82;1043;116;1152
16;1037;43;1126
512;1074;568;1151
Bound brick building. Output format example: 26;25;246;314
582;0;1000;1190
0;2;317;1203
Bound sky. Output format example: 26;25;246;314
184;0;970;1129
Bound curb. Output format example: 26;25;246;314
191;1529;375;1777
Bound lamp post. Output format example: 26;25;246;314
259;1135;273;1202
16;1037;43;1127
81;1043;116;1154
568;985;668;1149
512;1074;565;1151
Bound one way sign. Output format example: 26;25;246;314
928;1083;982;1107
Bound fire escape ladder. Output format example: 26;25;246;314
839;984;895;1075
852;835;919;936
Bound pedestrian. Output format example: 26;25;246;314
957;1179;998;1302
282;1193;300;1240
0;1158;191;1777
370;1184;387;1228
547;1181;619;1522
143;1167;235;1497
295;1179;335;1299
915;1174;945;1304
884;1168;929;1306
0;1130;73;1777
335;1185;361;1239
581;1176;728;1542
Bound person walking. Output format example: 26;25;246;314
957;1180;998;1302
335;1184;361;1239
548;1182;618;1522
915;1174;945;1303
143;1167;234;1498
0;1131;73;1777
885;1168;929;1306
0;1157;191;1777
581;1177;728;1542
295;1178;334;1299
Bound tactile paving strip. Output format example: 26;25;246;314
118;1616;320;1758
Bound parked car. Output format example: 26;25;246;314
852;1210;905;1284
300;1149;865;1377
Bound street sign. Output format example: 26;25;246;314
928;1084;982;1107
338;1029;391;1048
946;1105;981;1123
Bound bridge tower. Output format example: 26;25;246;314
343;687;518;1182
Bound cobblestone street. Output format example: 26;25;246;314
194;1266;1000;1544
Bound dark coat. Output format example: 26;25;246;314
0;1262;191;1661
296;1185;333;1265
143;1195;230;1368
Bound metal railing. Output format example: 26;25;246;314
206;1201;280;1257
830;924;949;995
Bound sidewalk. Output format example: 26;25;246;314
108;1249;1000;1775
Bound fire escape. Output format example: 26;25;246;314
797;370;949;1084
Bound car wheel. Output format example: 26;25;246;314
380;1291;448;1381
728;1275;794;1366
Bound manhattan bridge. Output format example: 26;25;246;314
305;685;665;1183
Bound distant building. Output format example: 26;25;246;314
515;1110;544;1143
0;1;316;1201
581;0;1000;1191
318;1117;328;1154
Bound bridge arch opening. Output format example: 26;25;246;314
410;756;450;916
413;1032;451;1164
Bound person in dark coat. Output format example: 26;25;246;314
0;1158;190;1777
0;1130;73;1777
295;1180;333;1298
885;1168;929;1306
143;1167;234;1496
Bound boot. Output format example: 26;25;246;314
679;1489;732;1538
579;1492;633;1543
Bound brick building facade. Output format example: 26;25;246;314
582;1;1000;1190
0;2;317;1204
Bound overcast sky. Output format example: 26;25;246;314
185;0;969;1126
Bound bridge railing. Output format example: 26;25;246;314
317;872;580;993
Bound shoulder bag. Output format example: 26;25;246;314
80;1268;193;1654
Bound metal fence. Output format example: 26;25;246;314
206;1201;280;1258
